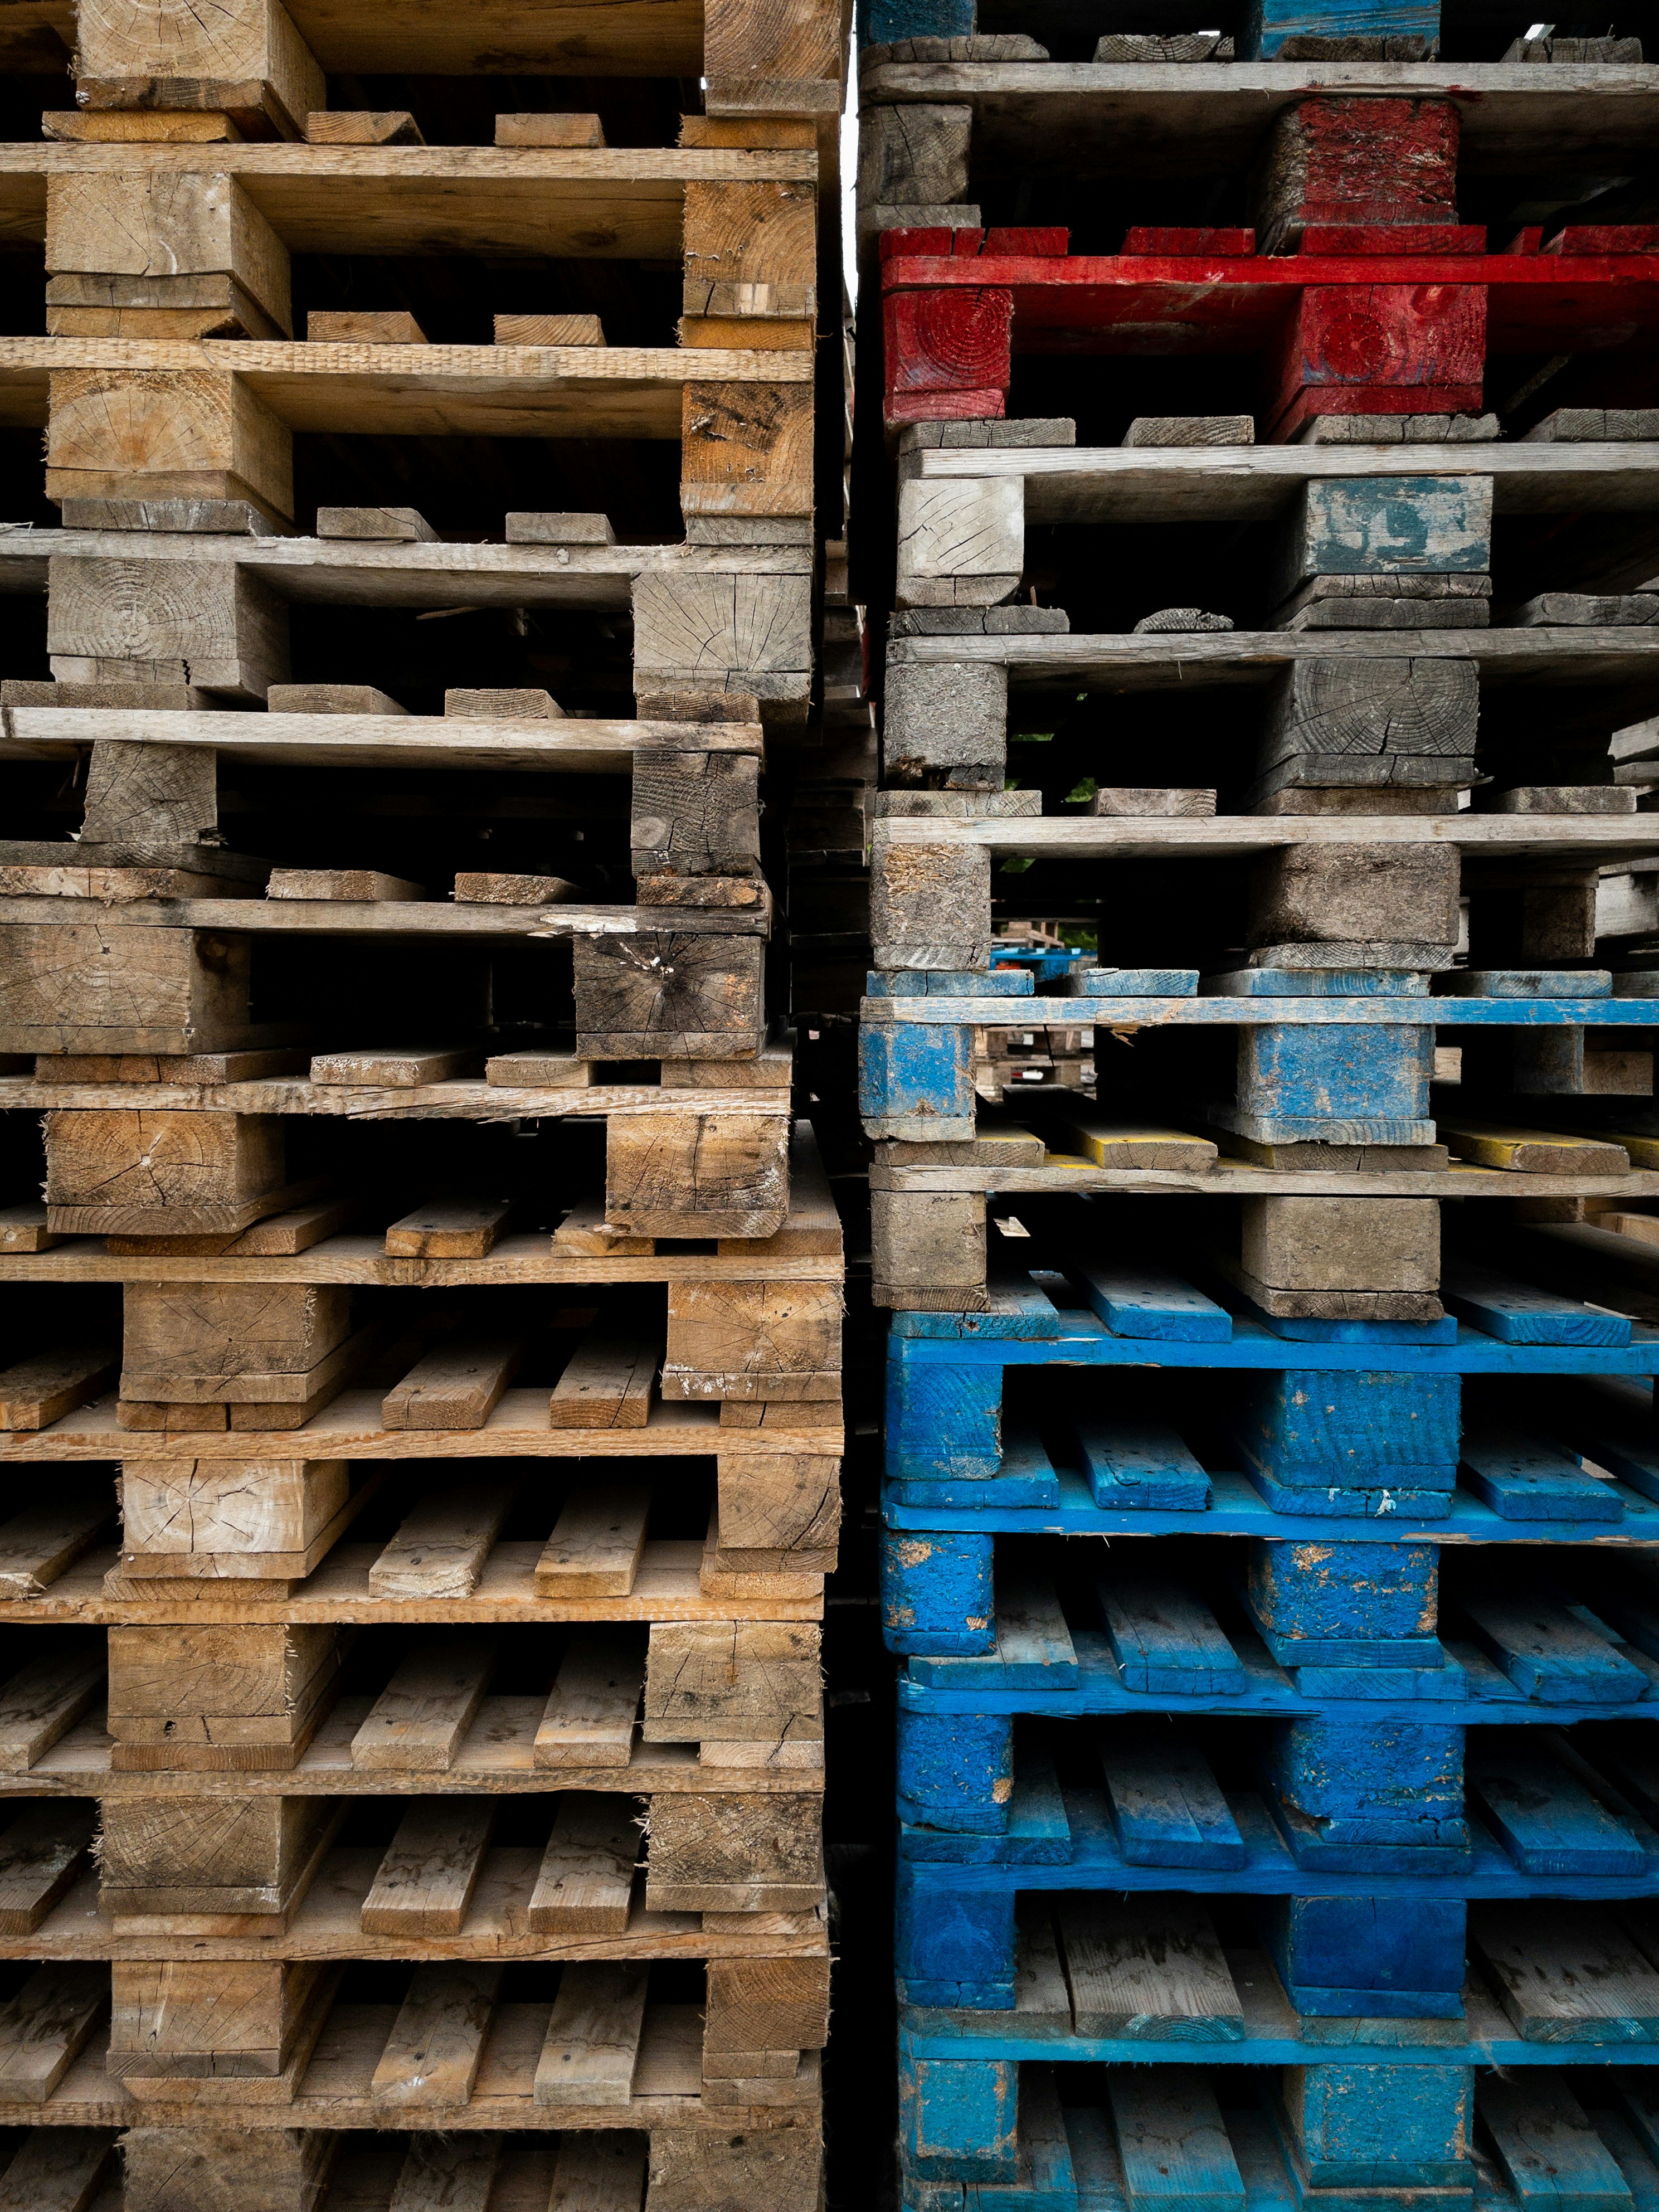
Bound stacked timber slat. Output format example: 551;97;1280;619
851;2;1659;2207
0;0;847;2201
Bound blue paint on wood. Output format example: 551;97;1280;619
1235;1023;1433;1126
897;1861;1018;2007
1074;968;1200;996
862;1018;976;1134
1443;1265;1632;1348
1238;0;1441;60
1111;2069;1248;2212
1478;2074;1635;2212
1243;1469;1457;1519
884;1528;996;1656
1286;477;1492;579
1267;1715;1471;1866
1247;1539;1439;1656
889;1362;1004;1480
901;2057;1020;2182
1210;969;1432;998
1461;1427;1626;1522
1100;1736;1248;1869
1278;2066;1473;2190
1235;1370;1463;1482
1076;1416;1213;1510
1262;1897;1467;2020
1097;1574;1249;1696
872;969;1035;996
1456;1589;1648;1703
899;1708;1015;1833
1072;1262;1233;1342
1467;1747;1651;1875
892;1430;1062;1511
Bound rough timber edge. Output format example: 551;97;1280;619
0;1394;842;1461
0;1238;842;1286
871;1161;1659;1198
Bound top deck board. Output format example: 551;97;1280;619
0;338;813;443
0;143;815;259
857;60;1659;171
916;441;1659;526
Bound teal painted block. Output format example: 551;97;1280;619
1237;1023;1433;1126
902;2057;1020;2182
884;1528;996;1656
1242;0;1440;55
889;1362;1003;1481
1278;2065;1473;2190
1274;479;1492;601
1248;1539;1439;1659
862;1019;975;1135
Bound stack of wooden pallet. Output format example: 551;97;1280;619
852;3;1659;2207
0;0;848;2200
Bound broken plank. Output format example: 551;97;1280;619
368;1483;518;1601
385;1200;512;1258
370;1963;503;2109
535;1482;651;1598
361;1801;495;1936
351;1639;497;1772
535;1631;645;1769
382;1340;526;1430
533;1962;648;2106
528;1796;640;1934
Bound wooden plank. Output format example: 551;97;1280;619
1072;1262;1232;1342
369;1483;517;1601
536;1483;651;1598
0;1204;64;1254
1034;1109;1218;1170
0;1347;118;1430
1077;1419;1212;1511
382;1340;526;1429
551;1199;651;1255
0;1487;113;1596
361;1801;495;1936
0;2128;114;2212
533;1962;647;2106
1100;1739;1247;1870
388;2133;503;2212
386;1200;512;1259
535;1632;645;1769
351;1639;497;1772
1473;1905;1659;2040
1098;1575;1245;1695
1467;1748;1649;1874
1444;1263;1631;1344
313;1047;476;1086
548;2132;648;2212
1056;1897;1244;2038
0;1646;103;1769
0;1806;95;1934
1477;2075;1632;2212
528;1795;639;1934
549;1330;656;1429
1107;2067;1246;2212
1446;1126;1633;1177
369;1962;502;2109
0;1965;105;2104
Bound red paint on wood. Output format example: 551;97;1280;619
884;286;1013;398
1123;227;1256;256
880;227;983;261
983;227;1069;257
1264;282;1486;436
1547;226;1659;255
883;389;1007;427
1298;224;1486;257
1502;229;1544;255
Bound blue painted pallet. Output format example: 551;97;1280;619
898;1779;1659;1898
858;0;1441;48
902;1619;1659;1716
884;1463;1659;1543
897;2063;1659;2212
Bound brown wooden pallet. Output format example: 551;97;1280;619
0;1982;824;2130
0;2121;817;2209
0;1848;828;1959
0;1619;825;1782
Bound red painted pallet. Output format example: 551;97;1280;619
879;223;1659;436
